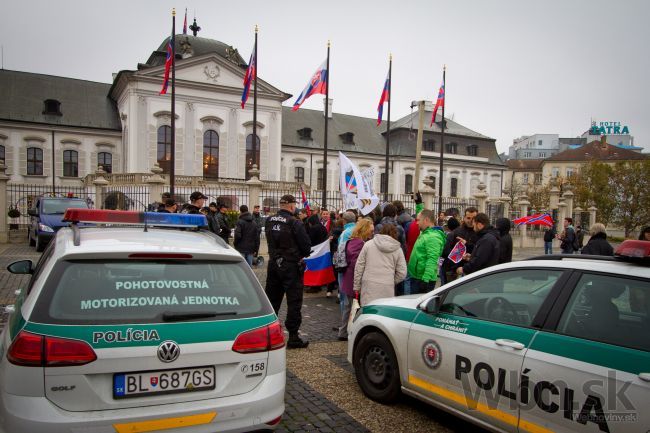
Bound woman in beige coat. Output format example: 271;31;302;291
353;224;407;306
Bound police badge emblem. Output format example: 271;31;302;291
421;340;442;369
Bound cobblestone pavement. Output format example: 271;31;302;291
0;241;547;432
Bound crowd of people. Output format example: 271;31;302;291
152;190;645;350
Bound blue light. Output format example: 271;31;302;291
143;212;208;227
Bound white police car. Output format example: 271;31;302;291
0;209;285;433
349;241;650;433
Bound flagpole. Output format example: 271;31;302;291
437;65;446;216
170;9;176;198
252;25;258;176
322;41;330;209
384;54;392;202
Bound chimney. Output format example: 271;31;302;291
323;98;333;118
600;135;608;149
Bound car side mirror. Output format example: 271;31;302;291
28;209;37;217
421;296;442;314
7;260;34;275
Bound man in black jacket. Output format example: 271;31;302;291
215;203;231;243
265;195;312;348
441;207;479;283
234;205;260;266
458;213;500;276
495;217;513;264
180;191;207;214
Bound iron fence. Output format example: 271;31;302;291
7;184;96;227
173;185;250;211
101;185;151;211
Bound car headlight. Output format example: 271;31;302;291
38;224;54;232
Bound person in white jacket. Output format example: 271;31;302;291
353;223;407;306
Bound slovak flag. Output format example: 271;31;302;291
448;240;466;264
241;44;256;109
430;82;445;126
303;240;336;286
292;60;328;111
513;213;553;227
300;185;311;216
377;71;390;126
159;36;173;95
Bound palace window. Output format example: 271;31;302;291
423;139;435;152
63;150;78;177
404;174;413;194
98;152;112;174
340;132;354;145
467;145;478;156
42;99;62;116
317;168;325;190
27;147;43;175
157;126;172;174
245;134;260;180
446;142;458;154
380;173;387;194
0;145;4;165
295;167;305;183
203;130;219;179
450;178;458;197
297;128;312;140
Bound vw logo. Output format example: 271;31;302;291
157;341;180;363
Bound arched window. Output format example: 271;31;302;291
157;126;172;174
0;145;4;165
203;130;219;179
27;147;43;175
245;134;260;180
63;150;78;177
98;152;112;173
404;174;413;194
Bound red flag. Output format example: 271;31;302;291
430;82;445;126
159;36;173;95
448;240;466;264
513;213;553;227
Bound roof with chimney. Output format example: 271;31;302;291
505;159;544;170
545;139;647;162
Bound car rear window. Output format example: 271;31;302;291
31;260;273;324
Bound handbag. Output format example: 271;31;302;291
348;295;360;331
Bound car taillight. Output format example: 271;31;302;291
7;331;97;367
266;415;283;426
232;321;286;354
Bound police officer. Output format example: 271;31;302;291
265;194;312;348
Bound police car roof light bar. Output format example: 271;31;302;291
63;209;208;228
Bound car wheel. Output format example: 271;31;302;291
35;235;45;252
28;230;36;247
353;332;401;403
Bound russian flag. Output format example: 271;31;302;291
159;37;173;95
241;44;256;109
292;60;327;111
430;82;445;126
303;240;336;286
377;71;390;126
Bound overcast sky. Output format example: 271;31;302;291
1;0;648;153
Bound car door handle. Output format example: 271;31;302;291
639;373;650;382
495;339;525;350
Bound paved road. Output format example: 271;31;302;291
0;241;547;432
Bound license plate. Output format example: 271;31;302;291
114;366;215;399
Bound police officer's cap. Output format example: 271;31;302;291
280;194;297;204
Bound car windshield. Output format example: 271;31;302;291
31;259;272;324
41;199;88;214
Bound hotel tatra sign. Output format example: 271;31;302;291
590;121;630;135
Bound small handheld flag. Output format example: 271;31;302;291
292;60;328;111
241;44;256;109
300;185;311;216
513;213;553;228
448;241;466;264
377;70;390;126
430;82;445;126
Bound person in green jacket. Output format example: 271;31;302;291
407;209;447;294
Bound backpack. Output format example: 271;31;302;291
333;238;349;270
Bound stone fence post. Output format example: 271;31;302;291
588;206;598;227
146;164;166;205
420;178;436;211
246;165;264;209
92;168;109;209
473;182;489;213
0;164;9;243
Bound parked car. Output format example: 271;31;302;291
2;209;285;433
349;241;650;433
27;197;89;251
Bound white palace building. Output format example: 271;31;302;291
0;31;505;199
